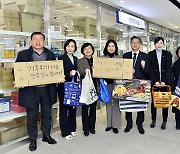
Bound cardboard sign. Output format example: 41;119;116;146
14;60;64;87
93;57;133;79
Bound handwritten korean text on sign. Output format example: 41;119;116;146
14;60;64;87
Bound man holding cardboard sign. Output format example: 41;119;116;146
14;32;57;151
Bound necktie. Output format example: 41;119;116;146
133;53;137;67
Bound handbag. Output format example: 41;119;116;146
153;85;171;108
171;76;180;110
63;73;83;106
79;69;98;105
98;79;111;103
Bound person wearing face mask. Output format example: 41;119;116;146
148;37;174;130
123;36;149;135
77;43;98;137
58;39;78;140
101;40;121;134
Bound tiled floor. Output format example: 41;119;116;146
0;106;180;154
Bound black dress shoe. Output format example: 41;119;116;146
124;126;132;133
150;121;156;128
105;127;112;131
138;127;145;134
161;122;166;130
112;128;119;134
29;139;37;151
176;126;180;130
42;136;57;144
89;129;95;134
84;131;89;136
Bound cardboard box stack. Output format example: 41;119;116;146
0;67;13;90
106;28;122;41
11;91;26;113
0;9;21;31
73;17;97;38
1;0;43;32
0;116;27;145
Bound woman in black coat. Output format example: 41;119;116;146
58;39;78;140
148;37;174;130
172;46;180;130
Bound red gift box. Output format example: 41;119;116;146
11;100;26;113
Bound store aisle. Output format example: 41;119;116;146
0;107;180;154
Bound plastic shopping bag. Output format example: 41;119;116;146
98;78;111;103
79;69;98;105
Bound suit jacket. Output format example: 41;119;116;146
77;56;91;77
58;53;78;100
172;58;180;86
148;49;174;89
77;56;97;88
15;46;57;108
123;51;149;80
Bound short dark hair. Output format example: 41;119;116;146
31;32;45;40
154;37;164;44
64;39;77;52
176;46;180;58
81;43;94;55
103;40;118;56
131;36;142;44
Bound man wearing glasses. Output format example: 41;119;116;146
123;36;149;134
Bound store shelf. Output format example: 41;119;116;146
0;58;16;63
0;88;16;95
0;30;31;37
0;111;26;123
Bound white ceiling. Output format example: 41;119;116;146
100;0;180;33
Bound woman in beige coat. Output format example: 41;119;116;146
101;40;121;134
77;43;98;137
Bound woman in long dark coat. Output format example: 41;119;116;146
148;37;174;130
172;46;180;130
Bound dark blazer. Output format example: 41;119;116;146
172;58;180;113
15;46;57;108
123;51;149;79
148;49;174;89
172;58;180;86
58;53;78;99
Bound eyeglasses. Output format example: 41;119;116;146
32;39;44;42
131;42;140;44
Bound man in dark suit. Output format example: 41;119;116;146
123;36;149;134
14;32;57;151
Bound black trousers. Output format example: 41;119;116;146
125;111;144;127
175;112;180;127
59;98;76;137
151;102;168;122
82;101;97;132
26;87;52;140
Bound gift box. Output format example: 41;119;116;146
0;98;10;113
11;100;26;113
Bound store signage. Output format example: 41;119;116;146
116;10;145;29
